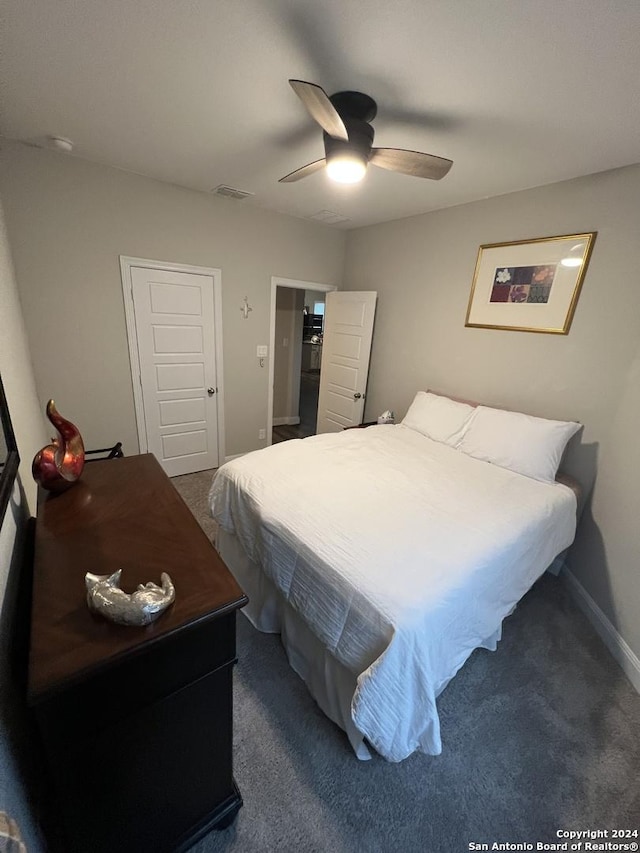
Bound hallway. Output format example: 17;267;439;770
272;370;319;443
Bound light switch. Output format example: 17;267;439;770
257;345;268;358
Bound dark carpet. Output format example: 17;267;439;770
173;474;640;853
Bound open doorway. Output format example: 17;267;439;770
268;277;337;445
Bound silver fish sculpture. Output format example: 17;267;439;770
85;569;175;626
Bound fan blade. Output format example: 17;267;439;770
289;80;349;141
279;158;326;183
369;148;453;180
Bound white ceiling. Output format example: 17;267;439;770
2;0;640;229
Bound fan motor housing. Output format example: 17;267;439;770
323;118;374;162
329;91;377;123
325;91;377;162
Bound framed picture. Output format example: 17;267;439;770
465;232;597;334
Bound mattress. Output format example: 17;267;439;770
209;424;577;761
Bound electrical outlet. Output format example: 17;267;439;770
257;345;268;358
258;428;266;440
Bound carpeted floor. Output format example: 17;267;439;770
172;469;640;853
172;469;219;543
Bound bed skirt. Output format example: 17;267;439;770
217;528;373;759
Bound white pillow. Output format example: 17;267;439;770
402;391;476;447
457;405;581;482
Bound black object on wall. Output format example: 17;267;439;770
0;374;20;528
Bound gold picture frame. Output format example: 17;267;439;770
465;232;597;334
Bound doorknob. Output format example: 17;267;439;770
207;387;216;396
353;392;362;400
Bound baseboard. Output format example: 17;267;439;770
273;417;301;426
562;568;640;694
224;453;246;464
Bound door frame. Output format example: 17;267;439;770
268;277;337;446
120;256;226;463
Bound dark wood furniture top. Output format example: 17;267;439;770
344;421;380;429
29;453;247;699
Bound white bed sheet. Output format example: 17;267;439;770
209;424;577;761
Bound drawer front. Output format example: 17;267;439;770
36;611;236;741
43;665;236;853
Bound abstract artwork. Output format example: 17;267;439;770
490;264;556;304
465;233;597;334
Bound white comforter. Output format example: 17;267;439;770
209;425;577;761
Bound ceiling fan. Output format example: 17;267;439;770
279;79;453;185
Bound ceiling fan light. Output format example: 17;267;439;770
326;153;367;184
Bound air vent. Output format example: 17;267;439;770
307;210;351;224
210;184;254;200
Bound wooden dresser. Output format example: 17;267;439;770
28;454;248;853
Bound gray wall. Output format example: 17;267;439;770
0;197;47;850
0;142;346;458
344;163;640;662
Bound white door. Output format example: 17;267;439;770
130;266;220;476
316;291;377;432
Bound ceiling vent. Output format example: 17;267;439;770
308;210;351;225
210;184;254;200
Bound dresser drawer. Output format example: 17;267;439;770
34;611;237;741
40;665;236;853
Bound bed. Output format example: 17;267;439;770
209;392;580;762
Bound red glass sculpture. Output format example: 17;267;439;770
32;400;85;492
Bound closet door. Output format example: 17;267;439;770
130;265;220;476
